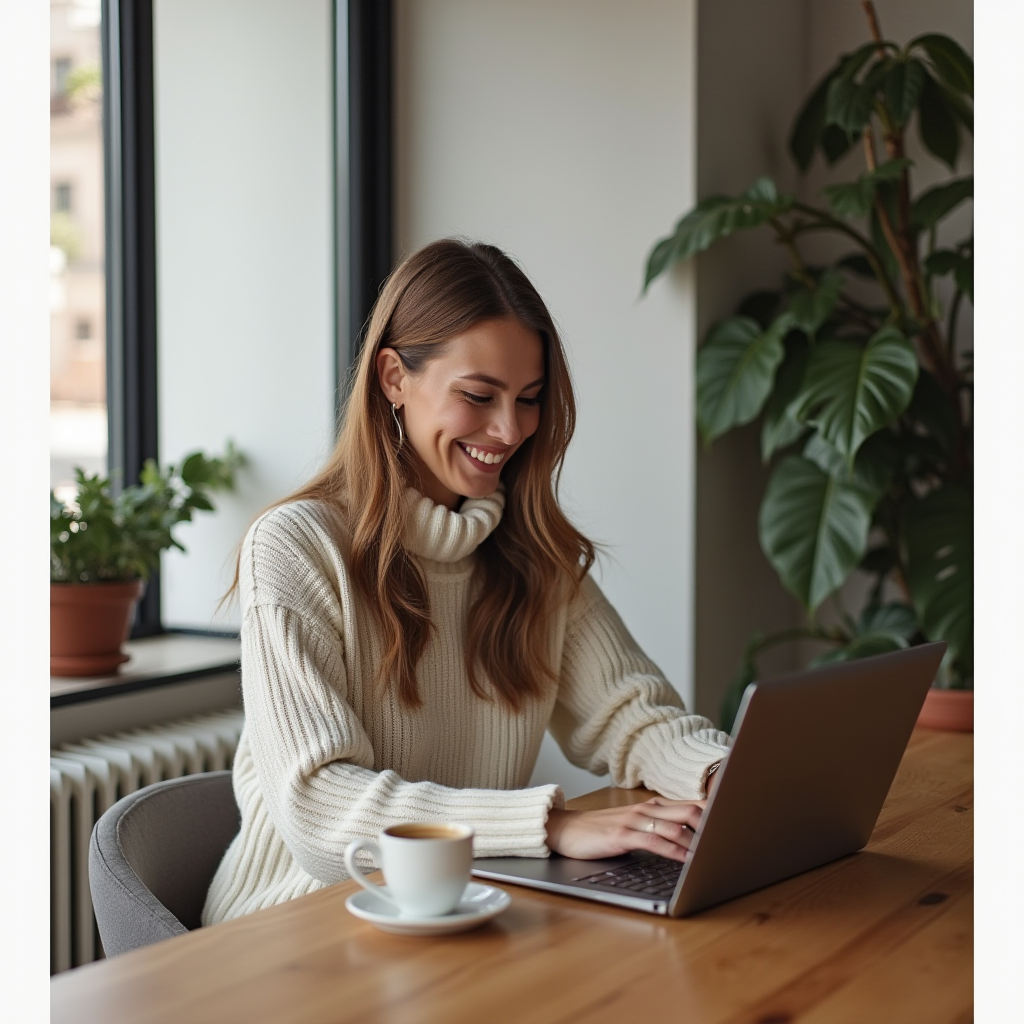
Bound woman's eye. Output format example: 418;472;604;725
461;391;491;405
517;395;542;407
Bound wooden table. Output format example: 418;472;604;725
51;729;973;1024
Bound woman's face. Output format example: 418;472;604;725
376;317;545;509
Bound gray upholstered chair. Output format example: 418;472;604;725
88;770;240;957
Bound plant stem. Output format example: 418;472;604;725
862;127;960;405
768;217;816;288
862;1;887;56
789;205;903;317
750;625;845;658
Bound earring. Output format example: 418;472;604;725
390;402;405;449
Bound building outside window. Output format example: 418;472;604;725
50;0;106;507
54;181;73;212
54;55;73;95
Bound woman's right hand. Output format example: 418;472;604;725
545;797;706;863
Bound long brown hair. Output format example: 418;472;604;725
235;238;595;711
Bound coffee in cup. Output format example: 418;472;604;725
343;822;474;918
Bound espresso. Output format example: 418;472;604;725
385;824;467;841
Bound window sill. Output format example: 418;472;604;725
50;634;241;708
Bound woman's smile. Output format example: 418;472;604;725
456;441;507;469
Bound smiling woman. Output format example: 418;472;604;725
203;238;732;926
376;317;545;508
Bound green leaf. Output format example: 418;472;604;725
644;178;793;291
905;484;973;671
826;57;892;134
787;270;844;338
180;452;207;486
917;72;961;170
912;34;973;97
823;44;882;133
794;326;919;463
809;632;906;668
937;78;973;134
802;430;897;503
736;290;782;330
924;247;973;305
884;59;927;127
720;645;758;734
822;124;858;165
789;70;835;172
955;255;973;304
761;338;809;462
912;176;972;230
822;159;912;220
907;369;958;456
187;492;215;512
837;253;876;279
759;455;874;612
696;316;789;444
858;602;918;641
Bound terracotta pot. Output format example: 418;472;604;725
50;580;145;677
916;687;973;732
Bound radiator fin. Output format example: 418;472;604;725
50;707;245;974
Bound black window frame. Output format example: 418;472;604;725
101;0;395;638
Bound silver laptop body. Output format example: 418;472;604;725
471;642;947;917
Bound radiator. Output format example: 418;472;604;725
49;707;245;974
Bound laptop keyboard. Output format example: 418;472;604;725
574;855;684;898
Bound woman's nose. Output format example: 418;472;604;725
488;400;522;446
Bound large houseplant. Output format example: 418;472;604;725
644;4;972;731
50;444;243;676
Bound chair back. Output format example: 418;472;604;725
89;771;240;957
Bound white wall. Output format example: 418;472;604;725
396;0;698;797
153;0;336;631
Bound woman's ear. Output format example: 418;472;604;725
376;347;407;406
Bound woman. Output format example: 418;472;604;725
203;239;731;924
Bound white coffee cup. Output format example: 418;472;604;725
344;822;475;918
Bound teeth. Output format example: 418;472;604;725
461;444;504;465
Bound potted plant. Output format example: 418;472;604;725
644;3;972;731
50;444;244;676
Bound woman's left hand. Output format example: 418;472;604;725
545;797;706;863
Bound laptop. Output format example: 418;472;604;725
472;642;946;917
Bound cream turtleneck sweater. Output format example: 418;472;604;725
202;487;731;924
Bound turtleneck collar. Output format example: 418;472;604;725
403;484;505;563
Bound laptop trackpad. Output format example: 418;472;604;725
473;853;641;886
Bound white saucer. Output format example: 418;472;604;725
345;882;511;936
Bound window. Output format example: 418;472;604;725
50;0;105;507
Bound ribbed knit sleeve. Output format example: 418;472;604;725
242;605;562;878
238;505;563;886
549;575;732;800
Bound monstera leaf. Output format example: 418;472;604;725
786;270;845;338
761;339;809;462
644;178;793;290
793;326;918;465
759;455;874;613
802;430;899;503
905;484;973;672
696;315;789;444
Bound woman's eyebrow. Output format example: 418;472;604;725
456;373;546;391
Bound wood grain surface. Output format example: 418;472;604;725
50;728;973;1024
